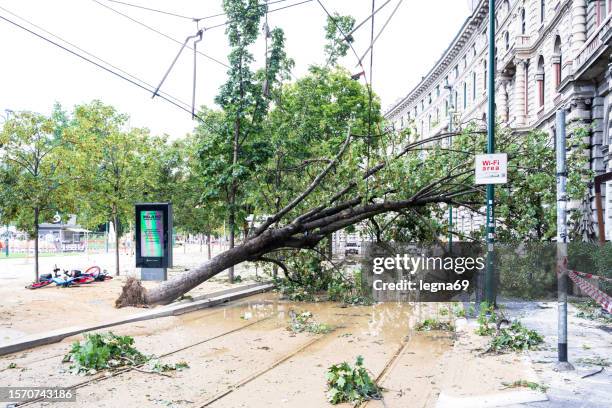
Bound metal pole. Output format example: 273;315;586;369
447;84;454;251
555;109;573;370
485;0;496;305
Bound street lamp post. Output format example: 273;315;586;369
485;0;496;305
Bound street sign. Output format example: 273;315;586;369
475;153;507;185
135;203;173;280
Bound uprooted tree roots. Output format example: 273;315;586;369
115;277;148;308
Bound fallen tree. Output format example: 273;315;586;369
117;128;485;306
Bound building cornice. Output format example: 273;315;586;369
384;0;489;119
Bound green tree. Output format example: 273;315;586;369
201;0;293;281
69;101;149;275
0;111;76;280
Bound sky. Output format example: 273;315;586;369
0;0;472;138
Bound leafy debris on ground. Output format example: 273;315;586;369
575;356;610;367
475;302;544;353
415;318;454;332
502;379;548;392
287;310;333;334
326;356;382;404
62;332;190;376
572;299;612;324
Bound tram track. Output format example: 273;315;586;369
15;316;272;407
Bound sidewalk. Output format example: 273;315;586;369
502;301;612;407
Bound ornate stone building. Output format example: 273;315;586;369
385;0;612;240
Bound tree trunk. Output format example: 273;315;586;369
228;210;235;282
34;207;39;282
207;233;212;260
114;210;120;276
137;227;295;305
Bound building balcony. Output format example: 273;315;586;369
514;35;531;50
573;14;612;76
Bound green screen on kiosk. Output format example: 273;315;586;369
140;210;164;257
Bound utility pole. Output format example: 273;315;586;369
484;0;496;305
555;109;573;370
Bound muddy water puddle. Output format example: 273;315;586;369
3;295;456;408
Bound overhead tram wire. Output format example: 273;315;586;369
357;0;405;65
315;0;369;89
91;0;230;69
105;0;194;20
204;0;314;31
0;11;213;125
346;0;392;39
103;0;299;22
0;5;191;112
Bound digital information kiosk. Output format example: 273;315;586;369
135;203;173;281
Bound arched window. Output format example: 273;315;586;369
483;60;487;90
540;0;545;24
504;31;510;50
553;36;562;88
521;8;526;34
536;56;545;108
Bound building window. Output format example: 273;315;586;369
421;100;424;111
428;93;432;104
525;61;529;116
445;99;449;116
436;85;440;97
454;64;459;79
540;0;545;24
472;71;477;100
537;56;545;108
504;31;510;50
472;44;476;57
436;107;439;122
553;36;562;88
463;82;467;109
521;8;526;34
483;60;487;90
454;90;458;110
